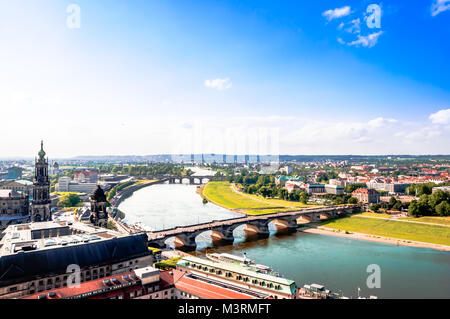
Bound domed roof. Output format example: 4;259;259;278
91;185;106;202
38;140;46;159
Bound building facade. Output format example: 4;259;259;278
7;167;23;180
0;190;30;235
89;185;108;228
352;188;380;204
31;141;51;222
0;221;153;299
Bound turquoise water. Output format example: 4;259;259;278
119;184;450;299
198;232;450;299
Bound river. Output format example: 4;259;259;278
118;181;450;299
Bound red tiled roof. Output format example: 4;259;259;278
21;271;137;299
172;270;256;299
352;188;369;194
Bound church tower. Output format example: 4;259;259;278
89;185;108;228
31;141;51;222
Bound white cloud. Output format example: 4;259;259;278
322;6;351;21
345;18;361;34
347;31;383;48
204;78;232;90
429;109;450;124
368;117;397;128
404;127;442;141
431;0;450;16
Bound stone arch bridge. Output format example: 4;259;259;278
147;205;359;250
143;175;227;185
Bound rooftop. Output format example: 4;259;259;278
21;271;139;299
0;220;150;287
177;256;295;288
173;269;267;299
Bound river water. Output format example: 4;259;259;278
119;182;450;299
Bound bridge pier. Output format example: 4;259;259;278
173;234;197;251
210;225;235;243
148;238;167;249
271;217;298;233
320;212;332;220
244;221;270;239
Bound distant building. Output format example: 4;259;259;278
55;176;71;192
280;166;293;175
275;175;303;186
432;186;450;194
352;188;380;204
0;189;30;234
51;162;60;175
0;180;33;196
324;184;344;195
7;167;23;180
55;176;98;194
366;181;410;194
0;171;7;181
74;170;98;183
306;184;326;195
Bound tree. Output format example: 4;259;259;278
429;190;448;209
348;197;358;204
57;193;81;207
435;201;450;217
370;204;381;212
259;186;272;198
388;197;397;209
408;200;420;217
300;192;308;204
393;201;403;211
279;188;289;200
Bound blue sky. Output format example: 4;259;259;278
0;0;449;157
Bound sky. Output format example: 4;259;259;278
0;0;449;158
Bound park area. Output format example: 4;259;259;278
202;181;318;215
321;215;450;246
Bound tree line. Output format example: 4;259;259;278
97;163;186;177
408;190;450;217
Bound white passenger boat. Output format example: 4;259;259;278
206;252;283;277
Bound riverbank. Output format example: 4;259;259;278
301;226;450;252
202;181;319;216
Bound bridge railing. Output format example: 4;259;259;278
147;205;359;239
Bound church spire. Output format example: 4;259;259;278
38;140;46;160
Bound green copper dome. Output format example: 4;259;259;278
38;140;46;159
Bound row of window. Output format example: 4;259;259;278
186;262;283;291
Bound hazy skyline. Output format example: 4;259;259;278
1;1;449;157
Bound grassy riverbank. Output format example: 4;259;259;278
203;181;318;215
203;181;282;210
321;215;450;246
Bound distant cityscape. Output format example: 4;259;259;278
0;142;449;299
